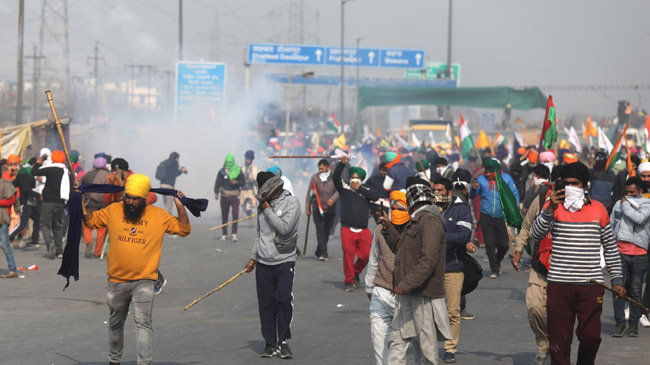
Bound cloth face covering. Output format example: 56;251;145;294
533;177;547;186
318;170;330;182
563;186;585;212
350;178;362;185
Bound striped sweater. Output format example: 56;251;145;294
530;199;624;286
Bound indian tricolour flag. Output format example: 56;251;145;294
327;113;341;134
645;114;650;155
605;123;630;170
459;112;474;160
493;132;507;147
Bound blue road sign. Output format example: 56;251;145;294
247;43;326;66
325;47;381;67
248;43;425;68
175;62;226;121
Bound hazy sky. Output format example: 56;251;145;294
1;0;649;116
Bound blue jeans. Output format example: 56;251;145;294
613;253;647;325
0;224;16;272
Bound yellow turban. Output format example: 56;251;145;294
124;173;151;199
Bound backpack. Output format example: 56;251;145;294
155;160;168;181
461;254;483;295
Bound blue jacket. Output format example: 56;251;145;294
443;197;473;272
385;163;415;191
470;172;519;218
589;169;616;212
610;196;650;250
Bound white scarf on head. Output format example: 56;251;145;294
50;163;70;201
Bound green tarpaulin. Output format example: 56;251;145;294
358;86;547;111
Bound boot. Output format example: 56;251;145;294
612;322;626;337
628;323;639;337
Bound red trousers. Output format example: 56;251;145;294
83;226;107;256
547;282;604;365
340;227;372;284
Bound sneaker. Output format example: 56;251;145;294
48;244;56;260
84;242;94;258
16;237;25;249
344;282;354;292
278;341;293;359
354;274;360;288
260;344;276;358
460;309;476;320
443;351;456;363
57;252;63;259
628;323;639;337
489;273;498;279
318;256;328;261
26;240;40;248
220;235;227;241
0;271;18;278
154;279;167;295
231;234;238;242
640;315;650;327
612;323;626;337
534;354;548;365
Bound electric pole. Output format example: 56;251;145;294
16;0;25;125
26;44;46;121
178;0;183;61
87;42;104;110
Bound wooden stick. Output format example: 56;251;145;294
505;225;516;257
586;279;649;315
208;214;257;231
45;91;77;187
268;155;330;159
184;268;248;311
417;160;432;185
99;232;109;261
302;216;310;258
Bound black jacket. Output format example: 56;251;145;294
13;172;39;206
214;168;245;193
333;162;379;229
31;163;71;204
159;158;183;186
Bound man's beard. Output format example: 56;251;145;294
643;181;650;193
123;201;146;223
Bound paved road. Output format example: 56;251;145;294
0;211;646;364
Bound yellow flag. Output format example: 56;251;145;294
475;130;490;149
334;134;347;149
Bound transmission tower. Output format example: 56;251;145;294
38;0;71;109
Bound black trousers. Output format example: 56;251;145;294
311;203;335;258
256;261;295;346
10;204;40;242
479;213;509;273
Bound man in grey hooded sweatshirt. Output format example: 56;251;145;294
245;171;301;359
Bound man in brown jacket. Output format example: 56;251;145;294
305;159;339;260
379;176;452;364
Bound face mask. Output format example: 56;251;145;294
417;171;427;180
390;209;410;225
350;178;362;185
533;177;547;186
563;186;585;212
318;170;330;182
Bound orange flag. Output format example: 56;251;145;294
583;116;597;138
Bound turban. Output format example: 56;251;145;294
51;150;65;164
124;173;151;199
389;190;410;225
93;157;107;169
517;147;526;155
638;162;650;173
18;166;31;175
70;150;80;163
563;153;579;164
415;159;430;172
7;154;20;165
560;162;590;186
528;151;539;164
385;152;401;170
40;148;51;157
539;151;555;163
483;158;501;172
385;152;397;162
111;158;129;171
268;166;282;176
245;150;255;160
349;166;366;180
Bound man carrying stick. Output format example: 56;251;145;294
530;162;626;365
305;158;338;261
244;171;300;359
82;174;191;365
